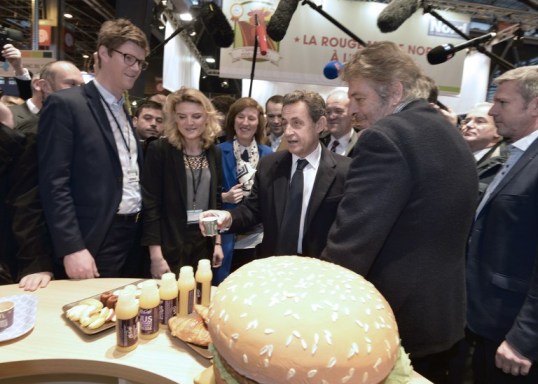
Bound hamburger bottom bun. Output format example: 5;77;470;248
208;256;400;384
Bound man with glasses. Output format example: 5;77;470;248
38;19;149;279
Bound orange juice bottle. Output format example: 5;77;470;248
139;280;160;340
115;290;139;352
195;259;212;306
159;272;178;328
178;266;195;316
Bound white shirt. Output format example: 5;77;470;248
270;133;283;152
476;130;538;217
328;130;352;156
473;147;491;162
94;80;141;214
290;143;322;254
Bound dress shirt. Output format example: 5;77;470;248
94;80;141;214
476;130;538;217
26;98;40;115
290;143;322;254
328;130;352;156
473;147;491;162
270;133;283;152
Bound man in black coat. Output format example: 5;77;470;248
467;66;538;383
200;90;351;259
320;42;479;383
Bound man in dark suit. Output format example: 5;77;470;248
320;42;478;383
466;66;538;383
200;90;351;258
38;19;149;279
320;90;359;157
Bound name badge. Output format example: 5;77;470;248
127;169;139;183
187;209;203;224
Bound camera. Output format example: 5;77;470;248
0;26;24;62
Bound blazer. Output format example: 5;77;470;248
9;102;38;132
229;146;351;258
467;136;538;361
38;81;143;261
322;99;479;358
141;139;223;271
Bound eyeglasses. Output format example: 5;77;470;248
111;48;148;71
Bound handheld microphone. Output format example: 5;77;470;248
255;16;268;56
427;32;497;64
377;0;420;33
266;0;301;42
199;2;234;48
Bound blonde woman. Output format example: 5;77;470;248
141;87;223;278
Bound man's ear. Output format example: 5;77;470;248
35;78;51;94
389;81;404;107
315;115;327;134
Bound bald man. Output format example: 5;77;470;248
321;90;359;157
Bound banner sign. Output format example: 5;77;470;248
220;0;471;94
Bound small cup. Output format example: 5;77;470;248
201;216;218;237
0;301;15;332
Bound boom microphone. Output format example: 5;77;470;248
427;32;497;64
266;0;301;42
377;0;420;33
199;1;234;48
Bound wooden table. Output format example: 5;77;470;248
0;279;211;384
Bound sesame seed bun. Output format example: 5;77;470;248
208;256;400;384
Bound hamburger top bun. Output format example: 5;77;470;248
207;256;400;384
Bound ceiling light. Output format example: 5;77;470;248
158;25;165;30
64;13;73;19
82;54;89;59
205;57;216;64
189;30;196;36
179;13;193;22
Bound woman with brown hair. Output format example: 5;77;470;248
141;87;223;278
216;97;272;284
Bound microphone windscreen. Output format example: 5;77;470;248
323;60;343;80
427;44;454;65
199;2;234;48
267;0;301;42
377;0;419;33
4;28;23;41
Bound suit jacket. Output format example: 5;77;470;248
320;128;359;157
467;136;538;361
229;146;351;258
38;81;143;262
322;99;479;358
9;102;38;132
141;139;222;272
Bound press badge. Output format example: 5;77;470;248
127;169;139;183
187;209;203;224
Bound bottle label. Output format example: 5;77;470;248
196;282;202;305
159;297;178;325
188;288;195;314
116;317;139;348
140;307;159;335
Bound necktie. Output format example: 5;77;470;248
330;140;339;152
241;149;249;162
277;159;308;255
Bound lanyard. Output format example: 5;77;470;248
185;153;205;209
100;93;132;159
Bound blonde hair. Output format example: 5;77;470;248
164;87;220;150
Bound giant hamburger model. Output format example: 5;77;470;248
207;256;412;384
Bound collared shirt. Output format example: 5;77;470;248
475;130;538;217
93;80;141;214
26;98;40;115
328;130;352;156
473;148;491;162
270;133;283;152
290;143;322;254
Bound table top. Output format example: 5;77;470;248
0;279;211;384
0;279;431;384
